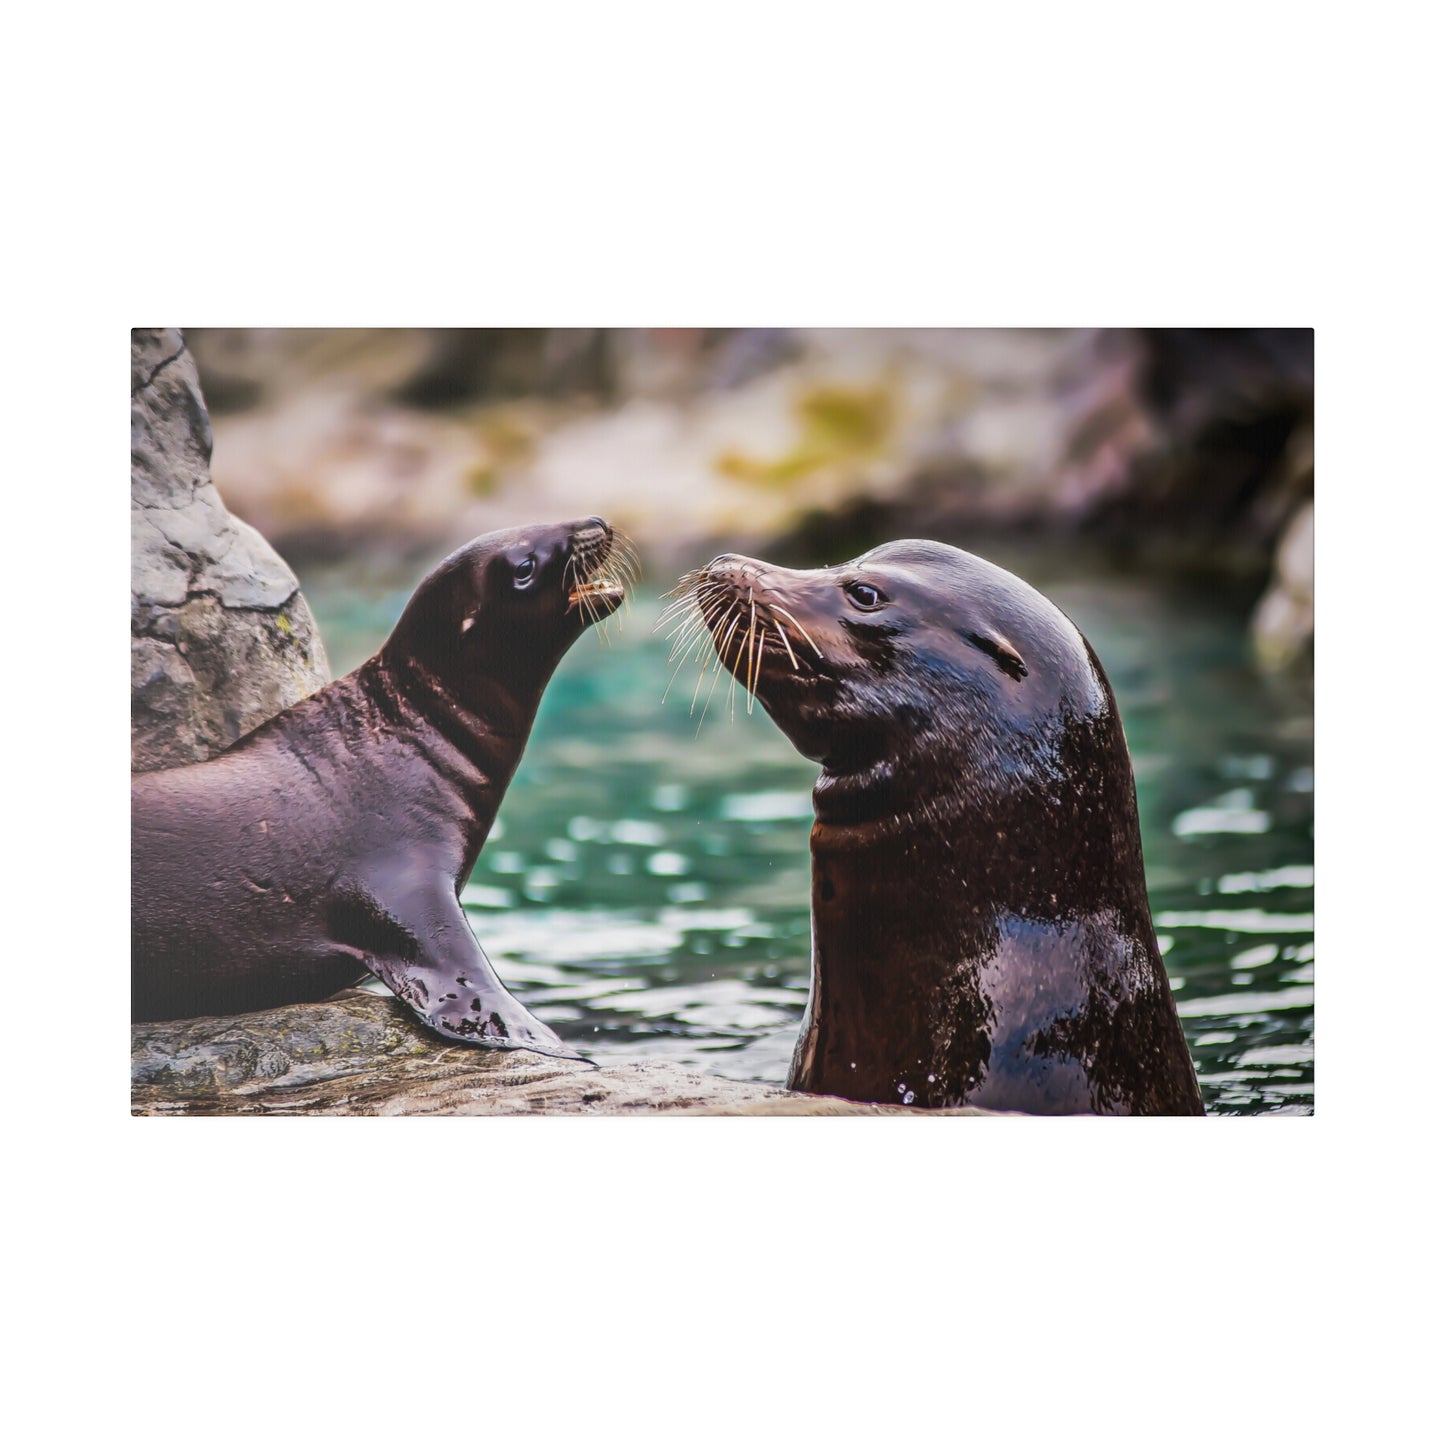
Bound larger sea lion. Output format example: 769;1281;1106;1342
671;540;1205;1114
132;517;635;1057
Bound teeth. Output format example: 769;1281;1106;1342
569;577;622;602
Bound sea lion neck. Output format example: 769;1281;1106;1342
357;652;539;853
375;643;543;735
812;704;1154;920
796;701;1182;1109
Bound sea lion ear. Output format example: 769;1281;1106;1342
967;630;1029;681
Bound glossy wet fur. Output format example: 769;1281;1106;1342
132;517;634;1057
681;541;1204;1115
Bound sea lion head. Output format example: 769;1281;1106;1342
685;540;1113;823
384;516;636;703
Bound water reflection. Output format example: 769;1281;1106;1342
311;551;1313;1116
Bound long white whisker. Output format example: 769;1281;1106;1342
695;632;733;733
773;617;798;671
721;612;747;722
665;596;725;663
694;608;741;716
745;601;759;715
663;595;730;705
656;583;721;634
771;604;823;657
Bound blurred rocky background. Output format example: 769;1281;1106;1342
184;327;1314;685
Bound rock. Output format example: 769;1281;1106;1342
1068;328;1315;566
1250;499;1315;679
130;990;998;1116
131;328;330;772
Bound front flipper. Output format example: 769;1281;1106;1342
328;874;581;1061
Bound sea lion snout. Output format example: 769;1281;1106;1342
702;552;779;589
701;554;821;627
565;517;635;621
693;554;833;684
570;516;612;548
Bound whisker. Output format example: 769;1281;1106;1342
688;639;719;713
720;611;747;722
745;600;759;715
655;583;719;633
661;639;704;705
771;604;824;657
773;617;798;671
662;568;708;601
694;633;733;733
664;596;731;705
693;607;741;716
667;621;715;674
665;599;722;663
663;584;727;649
657;595;712;636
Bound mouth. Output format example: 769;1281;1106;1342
566;522;637;623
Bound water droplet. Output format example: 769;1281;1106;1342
903;1090;915;1105
926;1074;935;1083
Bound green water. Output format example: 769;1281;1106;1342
304;550;1314;1116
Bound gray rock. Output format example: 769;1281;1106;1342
130;990;998;1116
131;328;330;772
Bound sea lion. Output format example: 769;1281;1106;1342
132;516;636;1057
669;540;1205;1114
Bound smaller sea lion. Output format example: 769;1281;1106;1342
668;540;1205;1114
132;517;636;1057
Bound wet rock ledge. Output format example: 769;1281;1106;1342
131;990;993;1117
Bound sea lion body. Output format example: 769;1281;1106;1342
684;540;1204;1115
132;517;631;1056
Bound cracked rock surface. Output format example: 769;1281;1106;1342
131;327;330;772
130;990;995;1116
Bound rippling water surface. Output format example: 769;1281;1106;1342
306;547;1314;1116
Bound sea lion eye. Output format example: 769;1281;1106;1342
845;581;886;611
513;556;537;588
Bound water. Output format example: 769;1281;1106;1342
304;548;1314;1116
